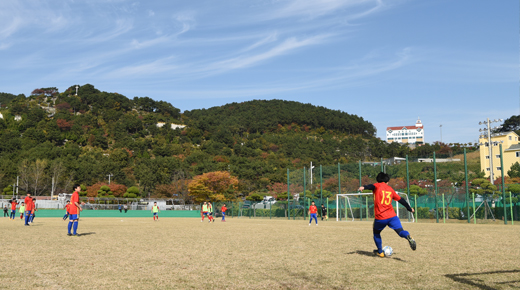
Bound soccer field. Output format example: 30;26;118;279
0;217;518;289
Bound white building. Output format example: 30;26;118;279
386;118;424;144
156;122;186;130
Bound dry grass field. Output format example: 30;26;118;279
0;217;518;289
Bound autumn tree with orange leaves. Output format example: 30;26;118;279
188;171;239;203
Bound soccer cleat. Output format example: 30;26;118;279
67;233;72;236
316;224;318;226
406;235;417;251
373;250;385;258
308;223;311;226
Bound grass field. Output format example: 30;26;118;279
0;217;518;290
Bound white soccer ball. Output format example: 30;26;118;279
383;246;393;257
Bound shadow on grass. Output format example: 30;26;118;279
277;271;345;290
445;269;520;290
77;232;96;236
346;250;407;262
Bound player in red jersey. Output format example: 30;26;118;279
359;172;416;257
63;200;71;221
308;201;318;226
10;199;18;220
68;185;83;236
24;193;33;226
221;204;227;222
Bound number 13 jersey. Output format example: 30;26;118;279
372;183;401;220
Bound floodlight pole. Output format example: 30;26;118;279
107;173;113;185
500;144;507;225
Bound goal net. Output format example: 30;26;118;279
336;192;414;222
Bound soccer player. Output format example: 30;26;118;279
68;185;83;236
221;204;227;222
19;202;25;220
30;197;37;223
358;172;416;257
201;202;209;222
24;193;33;226
207;202;214;223
63;200;71;221
152;202;160;221
309;201;318;226
10;199;17;220
321;204;328;221
3;205;8;218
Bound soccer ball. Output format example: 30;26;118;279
383;246;393;257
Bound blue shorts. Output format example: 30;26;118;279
153;213;158;216
310;213;317;218
373;216;402;231
11;210;15;214
69;214;78;220
203;212;208;216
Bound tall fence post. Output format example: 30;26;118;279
406;155;410;199
442;193;445;223
414;195;418;222
366;196;369;219
472;192;476;224
434;152;439;223
320;165;323;206
510;192;514;225
464;148;470;223
500;144;507;225
358;160;362;188
380;157;384;172
303;166;306;220
338;163;341;196
287;168;290;220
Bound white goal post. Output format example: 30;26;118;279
336;192;415;223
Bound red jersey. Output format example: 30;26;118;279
372;183;401;220
11;201;17;210
65;204;71;213
221;206;227;213
69;192;79;215
309;205;318;214
24;197;33;211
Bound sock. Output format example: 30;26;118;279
30;215;34;222
25;213;30;225
398;230;410;239
73;221;78;235
373;231;383;253
68;221;73;234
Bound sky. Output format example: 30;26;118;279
0;0;518;144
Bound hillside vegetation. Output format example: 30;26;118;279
0;84;481;199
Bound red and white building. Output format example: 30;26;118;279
386;118;424;144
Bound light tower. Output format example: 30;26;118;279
479;118;503;184
75;85;79;96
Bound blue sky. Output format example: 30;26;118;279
0;0;518;144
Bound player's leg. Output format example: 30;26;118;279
372;219;389;256
73;219;79;235
313;214;318;225
388;216;416;250
222;212;225;221
24;211;30;225
30;213;35;223
10;210;15;219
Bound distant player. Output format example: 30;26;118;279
358;172;416;257
10;199;18;220
24;193;33;226
207;202;214;223
30;197;37;223
308;201;318;226
321;204;327;221
221;204;227;222
201;202;209;222
68;185;83;236
19;202;25;220
3;204;8;218
63;200;71;221
152;202;160;221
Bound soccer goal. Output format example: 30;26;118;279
336;192;415;223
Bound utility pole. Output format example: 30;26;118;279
309;162;315;190
479;118;503;184
75;85;79;96
107;173;114;185
440;124;442;143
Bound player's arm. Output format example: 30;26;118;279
358;184;375;192
75;201;82;212
397;197;414;212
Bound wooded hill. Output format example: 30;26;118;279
0;84;481;199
